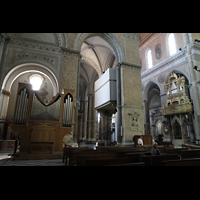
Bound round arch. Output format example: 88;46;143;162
0;63;59;118
74;33;124;63
143;80;162;101
1;63;59;95
165;68;190;85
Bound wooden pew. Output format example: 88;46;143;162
141;154;180;166
104;162;145;166
180;150;200;159
85;158;127;166
165;147;187;155
96;146;120;153
115;150;147;158
162;158;200;166
106;148;137;155
77;154;114;166
69;150;103;166
182;144;200;150
126;152;151;163
63;147;89;163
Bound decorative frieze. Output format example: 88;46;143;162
10;39;62;53
15;52;56;66
120;61;142;71
124;33;138;41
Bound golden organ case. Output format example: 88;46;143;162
162;73;193;116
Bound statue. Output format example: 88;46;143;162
63;128;78;147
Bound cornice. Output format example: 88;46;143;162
119;61;142;71
124;33;139;41
61;47;81;58
141;48;187;82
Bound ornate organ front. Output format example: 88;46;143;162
12;82;75;153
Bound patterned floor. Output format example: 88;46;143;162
3;158;65;166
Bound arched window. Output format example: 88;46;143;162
168;33;176;56
147;49;153;69
29;74;44;91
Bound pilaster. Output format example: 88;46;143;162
119;61;144;143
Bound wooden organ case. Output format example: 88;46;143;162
12;83;75;154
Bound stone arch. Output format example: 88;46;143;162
143;80;162;101
74;33;124;63
0;63;59;118
165;68;190;85
1;63;59;94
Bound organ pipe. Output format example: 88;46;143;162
14;83;74;127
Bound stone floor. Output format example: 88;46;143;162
0;142;95;166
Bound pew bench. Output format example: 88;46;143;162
180;150;200;159
63;147;89;163
104;162;145;166
69;150;103;166
77;154;115;166
162;158;200;166
141;154;180;166
115;150;147;158
126;152;151;163
165;147;188;155
85;158;128;166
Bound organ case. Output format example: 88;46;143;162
12;82;75;153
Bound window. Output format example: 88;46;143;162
29;74;44;91
147;49;153;69
168;33;176;56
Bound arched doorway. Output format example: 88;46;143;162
144;81;162;140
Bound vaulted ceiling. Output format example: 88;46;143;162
79;36;116;96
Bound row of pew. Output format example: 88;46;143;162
62;145;200;166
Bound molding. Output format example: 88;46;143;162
10;39;62;54
61;47;81;58
120;61;142;71
141;48;187;83
124;33;138;40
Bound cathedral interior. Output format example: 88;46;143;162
0;33;200;165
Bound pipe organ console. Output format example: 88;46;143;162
12;82;75;153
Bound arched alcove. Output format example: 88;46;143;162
0;63;59;118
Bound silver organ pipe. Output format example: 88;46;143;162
62;94;73;127
30;92;61;121
14;88;29;125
